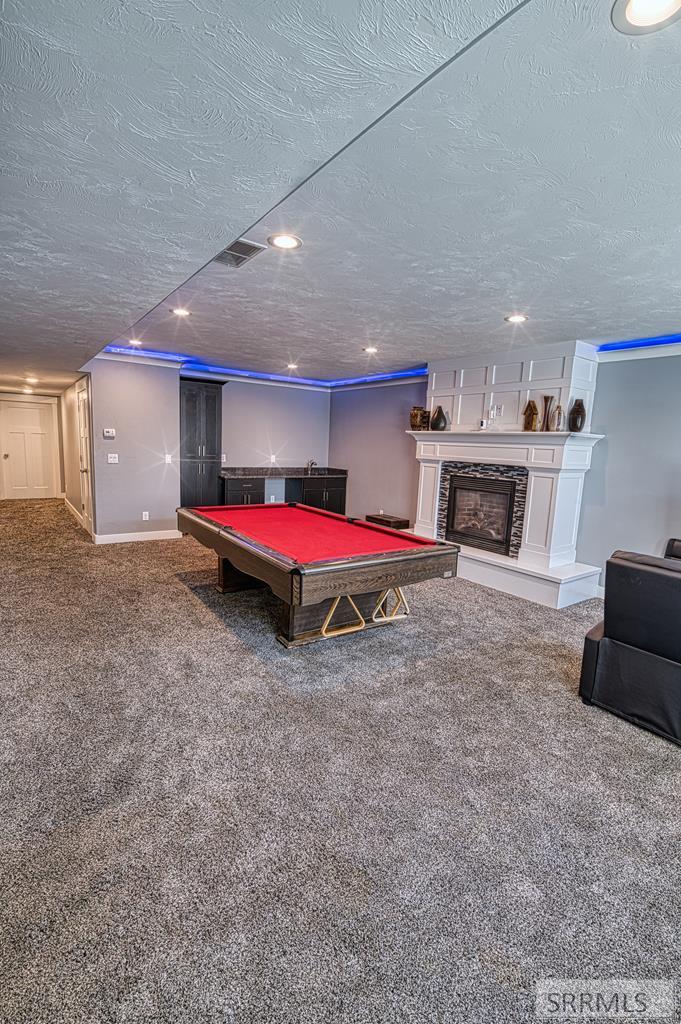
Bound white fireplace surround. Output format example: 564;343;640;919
409;430;604;608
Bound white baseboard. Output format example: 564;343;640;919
64;496;85;529
93;528;182;545
595;584;605;599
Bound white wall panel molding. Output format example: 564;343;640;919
427;341;599;434
414;460;442;538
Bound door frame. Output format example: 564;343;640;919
75;376;94;535
0;393;62;500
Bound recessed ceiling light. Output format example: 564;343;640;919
268;234;303;250
287;363;298;370
172;307;190;317
504;313;528;324
23;387;33;394
25;376;38;384
612;0;681;32
129;338;142;346
364;346;378;354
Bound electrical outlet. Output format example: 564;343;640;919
142;511;149;521
165;453;172;464
221;453;227;463
270;454;276;463
107;453;119;464
103;427;116;439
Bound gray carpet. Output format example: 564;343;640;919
1;499;679;1023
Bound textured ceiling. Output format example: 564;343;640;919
0;0;519;392
127;0;681;380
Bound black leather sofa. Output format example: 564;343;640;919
579;550;681;746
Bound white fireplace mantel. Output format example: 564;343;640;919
408;429;604;608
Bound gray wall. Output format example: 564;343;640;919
60;380;81;509
222;381;329;467
86;358;181;536
577;355;681;575
329;381;427;523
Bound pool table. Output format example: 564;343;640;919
177;503;459;647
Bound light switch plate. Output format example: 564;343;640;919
165;454;172;464
107;453;119;464
103;427;116;439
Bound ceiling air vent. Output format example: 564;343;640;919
212;238;267;268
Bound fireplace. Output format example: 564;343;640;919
445;475;516;556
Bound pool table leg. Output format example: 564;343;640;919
277;590;403;647
217;556;266;595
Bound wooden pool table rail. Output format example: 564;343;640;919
178;506;458;605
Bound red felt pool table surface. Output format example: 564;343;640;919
190;503;436;564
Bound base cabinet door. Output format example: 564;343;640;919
225;478;265;505
324;486;346;515
302;478;346;514
301;481;325;510
180;461;202;507
201;463;221;505
181;462;221;506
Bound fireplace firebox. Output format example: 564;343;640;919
445;475;516;556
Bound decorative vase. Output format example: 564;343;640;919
540;395;554;432
568;399;586;432
409;406;429;429
522;400;539;432
550;403;563;431
429;405;447;431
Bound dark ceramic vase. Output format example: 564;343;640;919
568;399;586;432
429;405;447;431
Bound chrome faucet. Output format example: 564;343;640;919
305;459;318;475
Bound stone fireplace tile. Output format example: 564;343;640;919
436;462;529;558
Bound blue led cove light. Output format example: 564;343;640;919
181;362;332;387
103;345;428;388
597;332;681;353
104;345;188;363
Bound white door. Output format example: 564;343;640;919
0;401;57;499
77;385;93;530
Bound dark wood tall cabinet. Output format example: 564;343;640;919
180;379;222;507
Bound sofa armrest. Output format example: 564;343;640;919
579;621;604;704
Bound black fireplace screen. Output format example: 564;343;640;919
445;475;516;556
